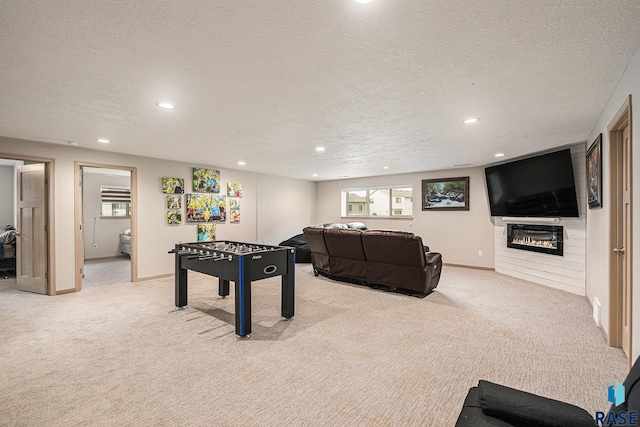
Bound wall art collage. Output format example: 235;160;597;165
162;169;243;241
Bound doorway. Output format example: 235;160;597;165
74;162;137;291
0;155;54;295
608;95;633;363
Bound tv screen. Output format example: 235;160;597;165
484;148;579;217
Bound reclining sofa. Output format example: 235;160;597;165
303;226;442;295
455;356;640;426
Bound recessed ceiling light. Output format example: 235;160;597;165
98;139;110;144
315;147;325;152
312;174;318;177
156;102;176;110
67;141;77;146
355;0;374;3
495;153;505;157
238;161;246;166
383;166;389;169
463;118;479;124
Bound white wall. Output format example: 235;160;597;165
82;172;131;259
585;42;640;362
0;137;316;292
316;167;495;269
0;165;14;227
494;144;587;295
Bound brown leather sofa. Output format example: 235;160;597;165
303;226;442;295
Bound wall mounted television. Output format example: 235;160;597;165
484;148;579;217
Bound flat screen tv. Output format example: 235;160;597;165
484;148;579;217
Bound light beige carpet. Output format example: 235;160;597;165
0;264;628;426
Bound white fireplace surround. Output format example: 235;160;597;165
493;144;587;295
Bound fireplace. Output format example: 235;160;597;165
507;224;563;256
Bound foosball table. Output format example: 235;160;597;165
169;241;295;339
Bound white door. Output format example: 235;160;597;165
17;163;48;294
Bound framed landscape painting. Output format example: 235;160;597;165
587;133;603;209
422;177;470;211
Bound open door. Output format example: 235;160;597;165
17;163;48;294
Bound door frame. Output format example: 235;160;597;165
74;161;138;291
0;153;55;295
608;95;632;358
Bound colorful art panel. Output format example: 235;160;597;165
227;183;243;197
212;195;227;223
186;194;227;223
162;177;184;194
166;195;181;209
230;198;240;223
197;224;216;242
193;168;220;193
167;210;182;225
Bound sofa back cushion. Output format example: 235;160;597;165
303;226;331;273
324;228;366;260
324;228;367;281
361;230;426;268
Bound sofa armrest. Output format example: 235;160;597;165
477;380;595;427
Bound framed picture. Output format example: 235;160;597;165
227;183;243;197
167;210;182;225
587;133;603;209
230;198;240;223
422;177;470;211
166;195;181;209
162;177;184;194
186;194;227;223
197;224;216;242
193;168;220;193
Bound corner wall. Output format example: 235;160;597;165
493;144;587;295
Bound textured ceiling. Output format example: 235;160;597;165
1;1;640;181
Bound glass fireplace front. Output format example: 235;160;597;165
506;224;563;256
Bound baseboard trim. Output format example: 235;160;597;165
443;263;495;271
56;288;76;295
134;273;173;282
84;255;130;262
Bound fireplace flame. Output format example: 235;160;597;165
512;236;555;248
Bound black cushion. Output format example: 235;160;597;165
279;234;311;263
477;380;595;427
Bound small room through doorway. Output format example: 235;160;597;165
0;158;23;291
81;167;132;287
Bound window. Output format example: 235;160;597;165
341;185;412;217
101;186;131;218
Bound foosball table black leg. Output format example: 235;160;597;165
234;256;252;339
175;253;188;310
281;248;295;321
219;278;230;299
